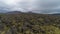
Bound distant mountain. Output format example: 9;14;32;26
3;11;60;15
6;11;23;14
52;13;60;16
5;11;36;14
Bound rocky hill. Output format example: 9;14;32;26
0;12;60;34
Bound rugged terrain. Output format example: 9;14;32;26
0;12;60;34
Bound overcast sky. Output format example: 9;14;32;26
0;0;60;14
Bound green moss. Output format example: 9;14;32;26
0;14;60;34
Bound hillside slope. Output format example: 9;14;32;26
0;13;60;34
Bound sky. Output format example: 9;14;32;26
0;0;60;14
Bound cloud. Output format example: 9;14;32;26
0;0;60;14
